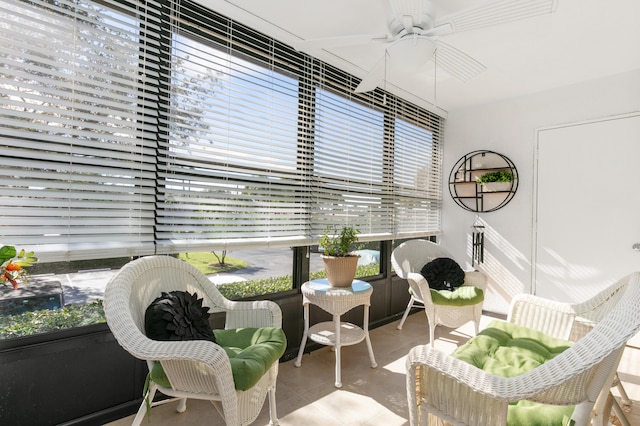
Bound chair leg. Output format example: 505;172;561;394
267;385;279;425
429;323;436;348
616;373;633;407
600;391;632;426
132;383;156;426
611;394;632;426
397;297;415;330
176;397;187;413
606;373;632;426
473;305;482;336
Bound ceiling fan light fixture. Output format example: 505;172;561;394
387;36;436;70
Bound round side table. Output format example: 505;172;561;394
294;278;377;388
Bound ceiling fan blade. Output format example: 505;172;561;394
388;0;424;20
438;0;558;33
418;22;454;37
431;40;486;83
388;0;435;34
354;54;387;93
294;33;391;53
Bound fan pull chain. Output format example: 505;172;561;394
433;47;438;108
383;49;388;106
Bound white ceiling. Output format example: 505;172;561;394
196;0;640;114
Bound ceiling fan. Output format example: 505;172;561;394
295;0;558;93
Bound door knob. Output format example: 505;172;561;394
633;243;640;251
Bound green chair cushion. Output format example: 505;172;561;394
214;327;287;391
508;400;575;426
150;361;171;388
429;285;484;306
151;327;287;392
451;320;575;425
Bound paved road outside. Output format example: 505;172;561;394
53;248;325;305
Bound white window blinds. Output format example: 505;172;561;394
0;0;160;261
1;0;443;261
155;3;307;252
393;112;443;237
311;65;443;241
312;87;391;240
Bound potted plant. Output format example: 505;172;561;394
319;225;361;287
476;170;514;192
0;245;37;290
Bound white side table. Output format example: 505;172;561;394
294;278;377;388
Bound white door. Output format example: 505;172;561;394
534;113;640;302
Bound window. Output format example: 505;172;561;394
203;248;295;298
393;115;442;236
0;0;158;262
156;27;305;253
0;0;443;339
2;0;442;262
312;89;388;238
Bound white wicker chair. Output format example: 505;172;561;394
104;255;283;426
391;239;487;345
406;271;640;426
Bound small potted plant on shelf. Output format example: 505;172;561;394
476;170;514;192
319;225;361;287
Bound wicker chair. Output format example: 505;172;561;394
406;272;640;426
104;255;283;426
391;239;487;345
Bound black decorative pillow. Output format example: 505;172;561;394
144;290;216;342
420;257;465;291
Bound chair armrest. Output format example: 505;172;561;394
406;344;510;425
142;339;238;400
407;344;513;397
507;294;576;340
116;330;230;366
464;270;488;291
405;342;602;425
111;328;236;393
224;299;283;329
407;272;434;304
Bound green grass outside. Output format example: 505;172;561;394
177;252;247;274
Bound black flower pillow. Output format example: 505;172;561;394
420;257;465;291
144;290;216;342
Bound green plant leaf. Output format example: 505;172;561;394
319;225;360;257
476;170;513;184
0;245;17;264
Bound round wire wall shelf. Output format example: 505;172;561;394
449;150;518;213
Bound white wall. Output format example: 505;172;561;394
441;69;640;314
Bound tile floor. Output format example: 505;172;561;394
106;312;640;425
